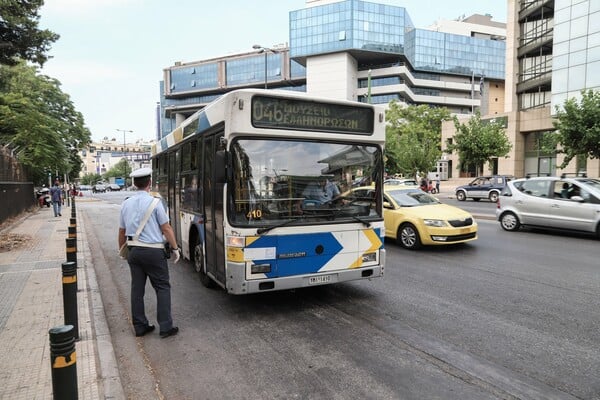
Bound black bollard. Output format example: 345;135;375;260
49;324;78;399
65;238;77;266
70;196;76;218
70;217;76;227
68;225;76;240
61;261;79;340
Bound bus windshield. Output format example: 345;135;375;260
229;138;383;228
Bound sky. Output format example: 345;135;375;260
39;0;507;143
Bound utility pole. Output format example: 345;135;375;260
116;129;133;187
252;44;277;89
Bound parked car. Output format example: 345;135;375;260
496;175;600;238
93;183;106;193
347;186;477;250
455;175;515;202
78;185;92;191
106;183;121;191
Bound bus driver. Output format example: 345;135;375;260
301;176;340;205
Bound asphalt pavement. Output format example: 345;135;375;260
0;179;479;399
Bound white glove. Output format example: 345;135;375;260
172;248;181;264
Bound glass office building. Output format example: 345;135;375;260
290;1;504;79
159;0;506;139
290;1;413;58
551;0;600;110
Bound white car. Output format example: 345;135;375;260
496;175;600;238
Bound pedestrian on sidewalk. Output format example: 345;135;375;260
118;167;181;338
50;180;63;217
435;174;440;194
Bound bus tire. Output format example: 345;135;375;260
193;236;215;288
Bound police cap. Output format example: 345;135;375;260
130;167;152;178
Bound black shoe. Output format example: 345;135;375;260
135;325;155;337
160;326;179;338
59;213;62;216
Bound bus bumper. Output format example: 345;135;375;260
225;249;385;295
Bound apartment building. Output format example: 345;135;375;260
78;138;153;176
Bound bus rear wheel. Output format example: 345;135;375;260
193;237;215;288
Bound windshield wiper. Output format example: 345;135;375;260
256;217;303;234
350;215;371;227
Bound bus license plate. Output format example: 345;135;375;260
309;275;332;285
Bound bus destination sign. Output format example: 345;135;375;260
251;95;374;134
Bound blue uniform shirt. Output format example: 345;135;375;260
119;192;169;244
302;180;340;203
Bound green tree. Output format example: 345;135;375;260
549;89;600;168
103;158;131;180
446;111;512;176
0;62;91;184
80;173;102;186
0;0;59;66
385;102;451;178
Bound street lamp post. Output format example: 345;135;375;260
116;129;133;186
252;44;276;89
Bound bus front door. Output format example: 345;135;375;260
203;134;226;285
168;151;180;244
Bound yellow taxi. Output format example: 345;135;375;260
349;186;477;250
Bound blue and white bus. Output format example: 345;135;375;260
152;89;386;294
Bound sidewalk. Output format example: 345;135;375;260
0;198;123;399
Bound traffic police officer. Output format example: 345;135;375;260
118;167;180;338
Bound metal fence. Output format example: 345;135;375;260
0;148;35;224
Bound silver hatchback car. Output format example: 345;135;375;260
496;175;600;239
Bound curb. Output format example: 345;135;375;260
77;204;126;399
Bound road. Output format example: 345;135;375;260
82;192;599;399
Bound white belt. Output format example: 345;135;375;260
127;239;164;249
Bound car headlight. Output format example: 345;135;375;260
423;219;447;227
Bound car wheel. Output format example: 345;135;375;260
489;191;499;202
193;235;215;288
397;223;422;250
456;190;466;201
500;212;520;232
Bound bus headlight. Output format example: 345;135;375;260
362;252;377;262
226;235;245;247
251;263;271;274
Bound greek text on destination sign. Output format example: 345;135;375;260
251;95;374;134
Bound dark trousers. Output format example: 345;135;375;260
127;247;173;334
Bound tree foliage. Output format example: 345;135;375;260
79;173;102;186
0;0;59;66
445;111;512;176
0;62;91;183
104;158;131;180
550;89;600;168
385;102;451;178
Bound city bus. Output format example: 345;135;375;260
152;89;386;294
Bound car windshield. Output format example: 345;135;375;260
386;188;440;206
577;178;600;190
229;138;383;228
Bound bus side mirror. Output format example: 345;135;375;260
215;150;228;183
